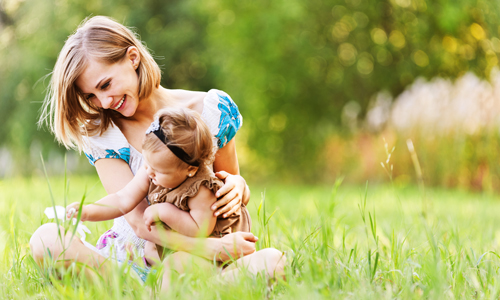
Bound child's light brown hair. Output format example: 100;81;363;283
143;108;215;168
39;16;161;150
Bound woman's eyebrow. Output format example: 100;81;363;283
95;77;109;89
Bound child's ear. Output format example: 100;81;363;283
187;166;199;177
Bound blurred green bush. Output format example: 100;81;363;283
1;0;499;186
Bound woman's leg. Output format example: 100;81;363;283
160;248;285;291
30;223;111;277
144;241;161;266
220;248;286;281
161;251;215;291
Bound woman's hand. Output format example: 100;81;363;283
213;171;248;218
210;231;258;261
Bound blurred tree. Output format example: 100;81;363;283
0;0;499;181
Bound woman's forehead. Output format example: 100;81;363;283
75;59;114;92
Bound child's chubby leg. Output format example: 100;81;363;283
161;251;216;291
220;248;286;281
144;241;161;266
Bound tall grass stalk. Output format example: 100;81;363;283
407;139;430;217
3;167;500;297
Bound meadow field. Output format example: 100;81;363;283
2;174;500;299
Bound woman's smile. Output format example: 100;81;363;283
76;58;140;118
113;95;126;110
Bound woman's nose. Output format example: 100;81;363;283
99;95;114;109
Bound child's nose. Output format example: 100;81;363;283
145;166;154;177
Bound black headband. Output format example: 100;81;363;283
151;127;200;167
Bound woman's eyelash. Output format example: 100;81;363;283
101;81;110;89
86;94;95;100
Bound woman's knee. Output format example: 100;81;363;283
259;248;286;275
29;223;67;264
164;251;209;274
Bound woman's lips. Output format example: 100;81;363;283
113;95;126;110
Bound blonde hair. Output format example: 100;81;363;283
39;16;161;150
143;108;215;168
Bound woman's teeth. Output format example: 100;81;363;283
114;96;125;110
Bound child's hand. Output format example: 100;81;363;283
143;205;161;231
66;202;85;221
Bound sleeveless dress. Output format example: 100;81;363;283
82;89;243;261
148;165;251;237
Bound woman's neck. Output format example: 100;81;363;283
129;86;174;123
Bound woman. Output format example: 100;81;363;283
30;16;284;281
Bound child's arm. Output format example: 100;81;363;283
143;186;217;237
67;167;150;222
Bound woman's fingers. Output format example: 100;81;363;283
239;231;259;242
212;187;233;211
214;192;240;216
214;181;234;200
217;199;240;218
223;203;240;218
213;172;246;216
217;232;258;260
215;170;230;180
234;232;257;256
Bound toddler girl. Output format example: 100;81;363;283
66;108;251;264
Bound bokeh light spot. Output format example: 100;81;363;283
371;28;387;45
389;30;406;48
442;36;458;53
353;12;369;28
412;50;429;67
395;0;412;8
470;23;485;40
338;43;358;66
357;53;374;75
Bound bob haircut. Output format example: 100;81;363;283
39;16;161;150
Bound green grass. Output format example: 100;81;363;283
2;174;500;299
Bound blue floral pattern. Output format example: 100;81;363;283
215;93;242;148
85;147;130;166
105;147;130;163
85;153;95;166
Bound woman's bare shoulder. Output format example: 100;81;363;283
168;89;207;114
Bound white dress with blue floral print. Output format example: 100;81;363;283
82;89;243;262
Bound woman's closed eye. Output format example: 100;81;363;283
101;81;110;89
86;93;95;100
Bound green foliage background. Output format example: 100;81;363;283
1;0;499;182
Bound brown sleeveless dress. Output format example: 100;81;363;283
147;166;251;237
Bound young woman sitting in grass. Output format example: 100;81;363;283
30;15;283;288
66;108;284;287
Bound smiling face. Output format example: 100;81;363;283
75;48;141;118
143;147;198;189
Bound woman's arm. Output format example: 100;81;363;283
143;186;217;236
213;138;240;175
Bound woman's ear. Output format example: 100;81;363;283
126;46;141;70
187;166;199;177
